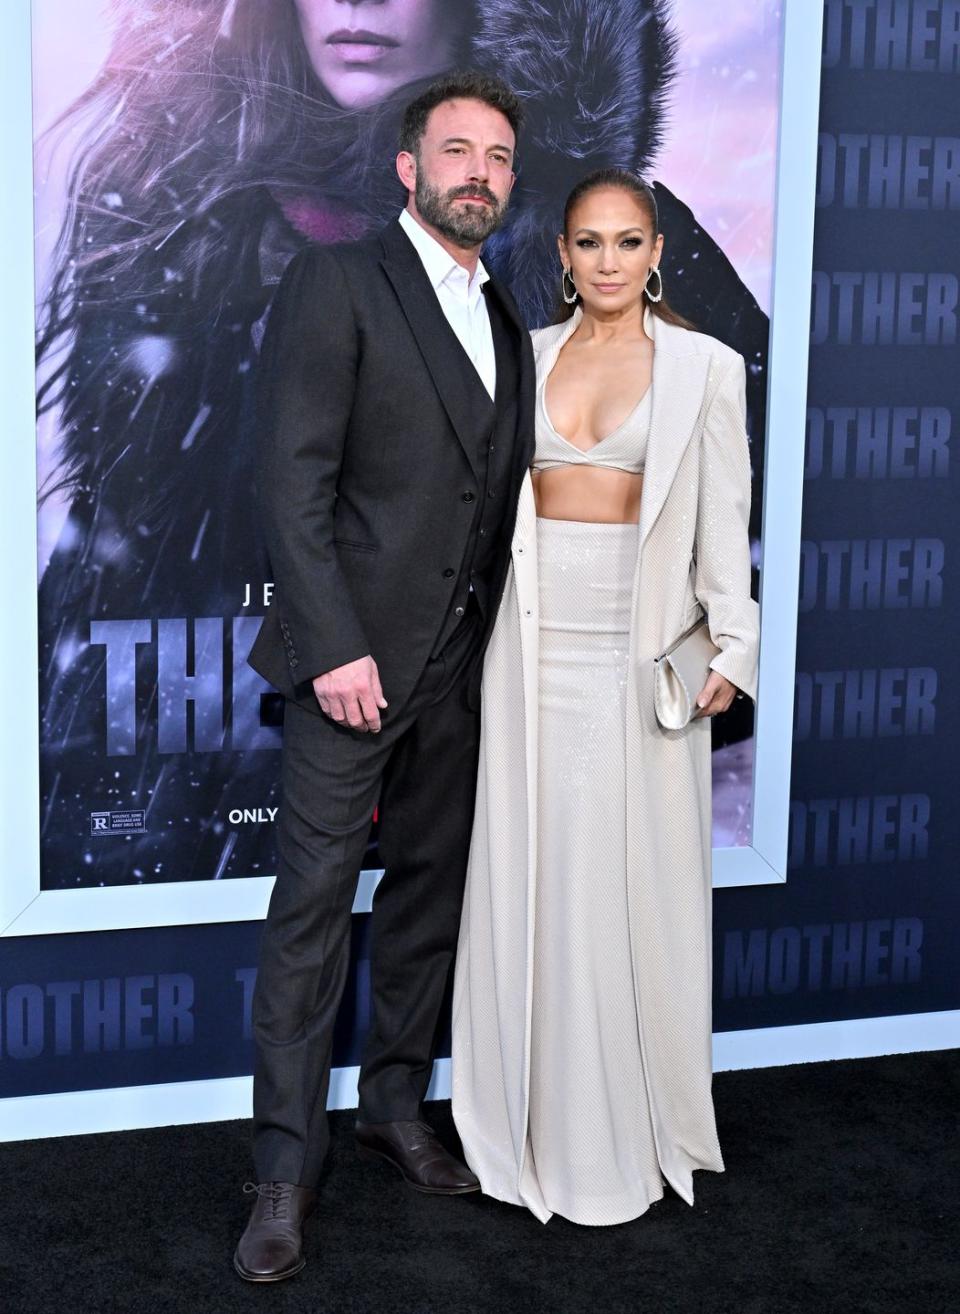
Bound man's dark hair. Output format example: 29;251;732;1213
400;71;523;158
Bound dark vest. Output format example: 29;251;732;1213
431;288;522;657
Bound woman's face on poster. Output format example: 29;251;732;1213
293;0;464;109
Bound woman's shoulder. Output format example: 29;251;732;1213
661;319;743;374
528;320;570;354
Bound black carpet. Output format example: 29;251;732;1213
1;1050;958;1314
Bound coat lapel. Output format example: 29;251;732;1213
638;311;710;550
532;308;582;390
380;220;490;480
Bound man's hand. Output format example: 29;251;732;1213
693;670;737;718
312;656;388;733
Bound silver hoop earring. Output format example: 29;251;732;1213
645;266;663;303
561;267;579;305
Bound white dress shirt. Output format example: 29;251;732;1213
398;208;497;401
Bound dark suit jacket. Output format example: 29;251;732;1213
249;218;536;712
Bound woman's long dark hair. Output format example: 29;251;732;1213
554;167;694;328
36;0;475;503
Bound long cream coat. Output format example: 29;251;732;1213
451;307;760;1220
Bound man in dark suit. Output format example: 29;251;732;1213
234;72;534;1283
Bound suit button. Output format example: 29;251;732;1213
462;491;475;503
443;568;455;579
487;489;496;499
455;606;465;617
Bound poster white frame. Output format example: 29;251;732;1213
1;0;823;937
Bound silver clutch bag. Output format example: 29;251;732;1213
653;616;721;730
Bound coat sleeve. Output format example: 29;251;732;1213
256;245;371;684
694;353;760;701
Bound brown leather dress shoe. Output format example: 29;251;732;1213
355;1119;480;1195
233;1181;317;1283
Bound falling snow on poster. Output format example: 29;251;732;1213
32;0;780;889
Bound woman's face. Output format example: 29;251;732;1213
559;187;664;317
294;0;463;109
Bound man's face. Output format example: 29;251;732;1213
294;0;462;110
405;98;516;248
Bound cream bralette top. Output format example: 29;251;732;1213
533;380;651;474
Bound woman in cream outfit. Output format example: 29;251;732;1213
452;170;760;1226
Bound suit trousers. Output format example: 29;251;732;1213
251;608;482;1187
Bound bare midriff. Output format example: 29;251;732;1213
533;466;643;525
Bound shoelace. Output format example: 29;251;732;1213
242;1180;292;1220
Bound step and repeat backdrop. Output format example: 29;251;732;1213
2;1;958;1113
715;0;959;1029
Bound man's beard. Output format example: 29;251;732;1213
414;174;507;247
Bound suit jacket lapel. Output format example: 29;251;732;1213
484;271;524;341
638;312;710;550
380;220;490;480
486;276;536;474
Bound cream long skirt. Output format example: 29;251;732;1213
528;517;663;1226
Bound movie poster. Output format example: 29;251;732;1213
33;0;780;891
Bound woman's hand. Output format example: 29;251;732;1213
694;671;738;718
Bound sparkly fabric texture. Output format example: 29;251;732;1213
453;310;757;1228
533;384;651;473
530;518;664;1225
